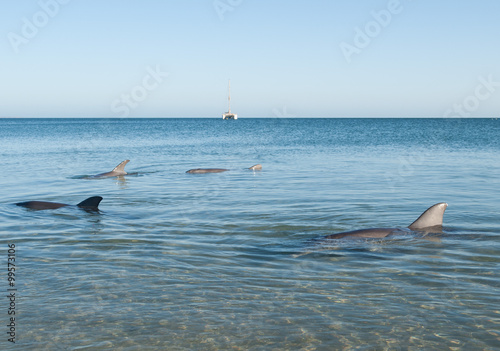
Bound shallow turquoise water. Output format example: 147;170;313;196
0;118;499;350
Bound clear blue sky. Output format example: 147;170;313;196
1;0;499;117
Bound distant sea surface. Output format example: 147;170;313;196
1;118;499;350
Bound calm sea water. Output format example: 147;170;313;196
0;118;499;350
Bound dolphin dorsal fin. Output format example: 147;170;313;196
249;164;262;170
408;203;448;230
112;160;130;174
76;196;103;210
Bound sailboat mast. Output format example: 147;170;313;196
228;79;231;113
222;79;237;119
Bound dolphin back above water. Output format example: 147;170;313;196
16;196;103;211
91;160;130;178
323;203;448;240
186;164;262;174
186;168;229;174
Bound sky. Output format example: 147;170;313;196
1;0;499;118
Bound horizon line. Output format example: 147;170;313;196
1;117;499;120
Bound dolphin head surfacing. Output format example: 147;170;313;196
92;160;130;178
248;164;262;171
323;203;448;240
16;196;103;211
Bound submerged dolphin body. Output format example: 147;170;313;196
186;164;262;174
91;160;130;178
16;196;103;211
186;168;229;174
323;203;448;240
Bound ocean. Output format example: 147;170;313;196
0;118;499;350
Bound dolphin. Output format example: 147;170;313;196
91;160;130;178
323;203;448;240
248;164;262;171
186;164;262;174
16;196;103;211
186;168;229;174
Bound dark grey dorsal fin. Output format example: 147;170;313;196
408;203;448;230
76;196;103;210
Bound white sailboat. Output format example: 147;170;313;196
222;80;237;120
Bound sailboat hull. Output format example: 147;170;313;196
222;113;237;120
